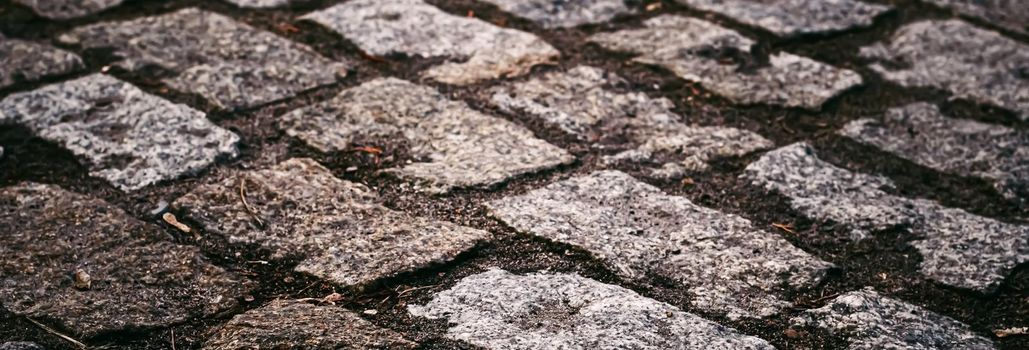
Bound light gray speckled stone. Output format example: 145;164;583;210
280;78;573;193
860;20;1029;120
0;35;82;89
925;0;1028;35
174;158;490;287
0;183;248;338
589;15;863;109
59;8;345;110
302;0;559;85
841;103;1027;201
410;268;775;349
676;0;890;37
488;171;834;319
14;0;123;19
0;74;239;191
480;0;635;28
204;299;417;349
793;288;996;349
742;143;1029;292
489;66;772;176
0;342;44;350
223;0;291;8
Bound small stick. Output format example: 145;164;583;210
771;222;796;234
171;329;176;350
397;284;440;297
25;317;87;349
238;177;266;228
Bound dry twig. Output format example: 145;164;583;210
238;177;266;228
25;317;87;349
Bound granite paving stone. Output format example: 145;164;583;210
742;142;1029;292
488;170;834;319
840;102;1027;201
0;34;82;90
675;0;891;37
173;158;490;287
0;74;239;191
58;8;346;110
793;288;996;349
409;268;775;349
280;77;574;193
479;0;636;28
13;0;123;19
301;0;560;85
0;183;249;338
589;15;863;109
204;299;417;349
924;0;1028;35
860;19;1029;120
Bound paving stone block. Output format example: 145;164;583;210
0;183;248;338
925;0;1028;35
173;158;490;287
480;0;635;28
409;268;775;349
675;0;890;37
204;299;417;349
0;74;239;191
59;8;346;110
488;170;834;319
793;288;996;349
742;143;1029;292
0;35;82;89
302;0;559;85
589;15;862;109
840;102;1027;200
860;20;1029;120
281;77;573;193
13;0;122;19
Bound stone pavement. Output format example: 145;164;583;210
0;0;1026;349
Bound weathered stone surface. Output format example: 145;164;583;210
0;183;248;338
742;143;1029;292
0;35;82;89
840;103;1027;200
675;0;890;37
410;268;775;349
204;299;417;349
223;0;291;8
302;0;559;85
13;0;122;19
793;288;996;349
0;74;239;191
488;171;833;319
280;78;573;193
0;342;44;350
59;8;345;110
860;20;1029;120
589;15;862;109
925;0;1028;35
480;0;635;28
173;158;490;287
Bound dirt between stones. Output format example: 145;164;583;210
0;0;1026;349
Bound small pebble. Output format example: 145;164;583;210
73;269;91;290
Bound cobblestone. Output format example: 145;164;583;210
793;288;996;349
480;0;635;28
675;0;891;37
0;183;248;337
743;143;1028;292
59;8;346;110
488;171;834;319
589;15;863;109
301;0;559;85
173;158;489;287
860;19;1029;120
0;35;82;90
840;102;1027;201
0;342;43;350
409;268;775;349
13;0;122;19
0;74;239;191
925;0;1028;35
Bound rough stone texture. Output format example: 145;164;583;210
860;20;1029;120
0;183;248;338
676;0;890;37
479;0;635;28
223;0;292;8
302;0;559;85
488;171;834;319
589;15;862;109
173;158;490;287
410;268;775;349
0;35;82;89
840;102;1027;201
59;8;345;110
204;299;417;349
280;78;573;193
0;74;239;191
0;342;44;350
925;0;1028;35
13;0;123;19
742;143;1029;292
793;288;996;349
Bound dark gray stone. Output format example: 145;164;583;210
0;35;82;89
675;0;890;37
480;0;636;28
13;0;123;19
925;0;1028;35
